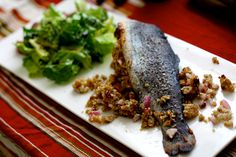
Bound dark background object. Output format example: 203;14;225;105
96;0;127;6
113;0;127;6
189;0;236;25
190;0;236;9
96;0;105;5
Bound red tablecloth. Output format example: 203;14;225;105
128;0;236;64
0;0;235;156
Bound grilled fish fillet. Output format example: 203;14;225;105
114;20;196;156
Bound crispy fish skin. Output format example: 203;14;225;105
115;20;196;156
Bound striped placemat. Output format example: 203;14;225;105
0;66;142;157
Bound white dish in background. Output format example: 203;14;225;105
0;0;235;157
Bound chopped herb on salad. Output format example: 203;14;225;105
16;1;116;83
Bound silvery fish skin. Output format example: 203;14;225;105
115;20;196;156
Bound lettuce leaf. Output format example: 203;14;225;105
17;2;116;83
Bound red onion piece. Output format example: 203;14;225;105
144;95;151;109
209;116;216;125
89;111;101;116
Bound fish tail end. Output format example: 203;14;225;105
163;133;196;156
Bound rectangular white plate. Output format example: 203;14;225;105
0;0;235;156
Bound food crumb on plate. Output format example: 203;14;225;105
198;114;207;122
211;101;217;107
212;57;219;64
73;75;107;93
219;75;235;92
224;120;233;128
208;99;233;128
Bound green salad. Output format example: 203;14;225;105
16;1;117;83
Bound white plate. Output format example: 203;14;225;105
0;0;236;157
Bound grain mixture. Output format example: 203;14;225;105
73;60;234;129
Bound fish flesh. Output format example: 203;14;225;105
114;20;196;156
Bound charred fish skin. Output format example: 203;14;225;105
115;20;196;156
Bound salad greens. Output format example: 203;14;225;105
16;1;116;83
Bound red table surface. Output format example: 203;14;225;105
128;0;236;64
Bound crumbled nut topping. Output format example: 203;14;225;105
219;75;235;92
73;75;107;93
179;67;200;100
183;104;199;120
156;95;171;106
141;109;158;128
154;110;176;127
